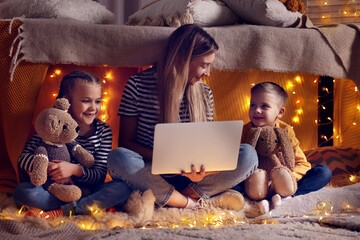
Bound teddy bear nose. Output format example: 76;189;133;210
76;126;80;133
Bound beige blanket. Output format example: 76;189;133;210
9;18;360;87
0;183;360;239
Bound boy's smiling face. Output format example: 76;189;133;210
249;91;285;127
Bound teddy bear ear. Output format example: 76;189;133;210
45;114;60;134
54;98;70;111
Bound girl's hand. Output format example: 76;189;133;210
181;164;219;182
48;160;83;182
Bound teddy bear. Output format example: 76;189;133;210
244;126;297;201
279;0;306;14
30;98;94;203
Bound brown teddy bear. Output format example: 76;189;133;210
279;0;306;14
245;126;297;201
30;98;94;202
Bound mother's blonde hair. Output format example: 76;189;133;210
157;24;218;123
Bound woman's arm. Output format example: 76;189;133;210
119;116;153;163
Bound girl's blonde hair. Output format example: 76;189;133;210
157;24;218;123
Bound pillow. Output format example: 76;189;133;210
304;146;360;176
222;0;302;27
126;0;239;27
0;0;114;24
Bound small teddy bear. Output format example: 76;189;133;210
279;0;306;14
30;98;94;203
245;126;297;202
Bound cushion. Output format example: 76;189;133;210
222;0;302;27
0;0;114;24
304;147;360;176
126;0;239;27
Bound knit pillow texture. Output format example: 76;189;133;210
0;0;114;24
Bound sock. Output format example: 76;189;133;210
272;194;282;207
185;197;198;209
25;208;64;219
258;199;269;215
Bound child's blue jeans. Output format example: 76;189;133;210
107;144;258;207
13;180;131;215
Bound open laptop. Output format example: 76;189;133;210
151;120;243;174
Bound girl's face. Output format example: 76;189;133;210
67;81;102;128
249;91;285;127
188;52;216;85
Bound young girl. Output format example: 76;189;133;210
14;70;131;218
107;24;258;210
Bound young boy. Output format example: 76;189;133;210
241;82;332;212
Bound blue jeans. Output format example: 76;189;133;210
107;144;258;207
13;180;132;215
232;164;332;197
294;164;332;196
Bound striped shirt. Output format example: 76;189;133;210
118;67;214;149
18;118;112;186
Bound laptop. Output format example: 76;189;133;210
151;120;243;174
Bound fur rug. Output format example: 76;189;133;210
0;183;360;239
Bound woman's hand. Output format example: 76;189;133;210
181;164;219;182
48;160;83;183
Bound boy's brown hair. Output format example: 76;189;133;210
251;82;288;107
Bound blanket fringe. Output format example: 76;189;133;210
8;17;25;82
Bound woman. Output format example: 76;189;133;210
108;24;258;210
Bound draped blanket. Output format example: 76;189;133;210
8;18;360;87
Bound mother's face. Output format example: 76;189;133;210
188;52;216;85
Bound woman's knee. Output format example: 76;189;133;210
238;144;258;170
107;147;144;177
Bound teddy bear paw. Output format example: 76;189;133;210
48;183;82;202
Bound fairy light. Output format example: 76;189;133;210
18;206;25;215
349;175;356;182
55;69;61;75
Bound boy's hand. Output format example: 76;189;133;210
181;164;219;182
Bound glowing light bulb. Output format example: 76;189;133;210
55;69;61;75
292;116;299;123
105;72;113;79
349;175;355;182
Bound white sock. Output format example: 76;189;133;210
282;196;292;201
185;197;198;209
272;194;282;207
258;199;269;215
